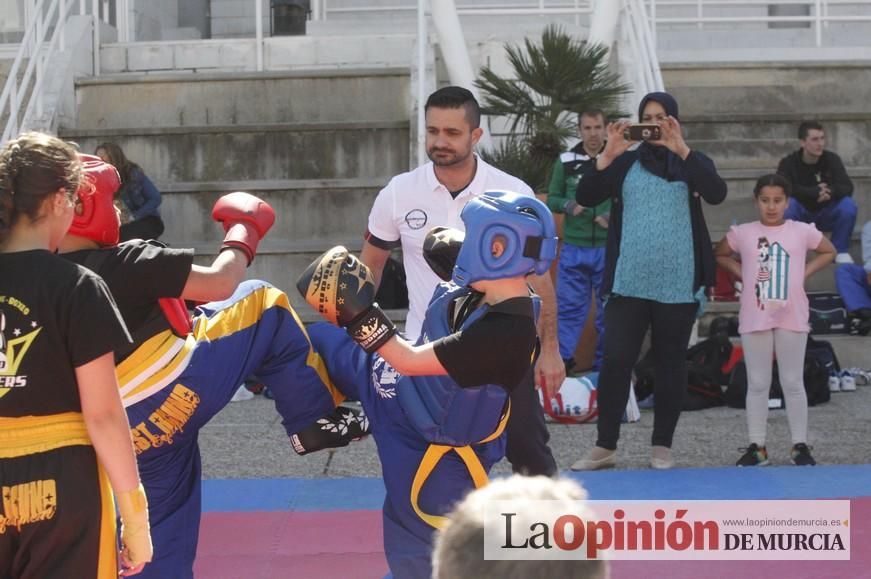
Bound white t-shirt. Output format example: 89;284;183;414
366;155;533;339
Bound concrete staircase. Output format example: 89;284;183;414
665;62;871;288
664;62;870;366
58;67;411;295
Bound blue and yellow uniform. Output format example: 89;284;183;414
297;190;557;579
64;242;347;579
310;282;538;579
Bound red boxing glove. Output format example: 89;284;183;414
211;192;275;265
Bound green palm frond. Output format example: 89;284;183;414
478;136;554;193
476;25;629;191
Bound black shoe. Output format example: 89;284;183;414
736;443;769;467
848;309;871;335
791;443;816;466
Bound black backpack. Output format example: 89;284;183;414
803;337;838;406
725;338;835;408
808;292;849;334
633;336;731;411
726;359;793;409
683;337;731;410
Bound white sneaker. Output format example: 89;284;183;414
231;384;254;402
840;371;857;392
835;253;854;265
828;375;841;392
844;368;871;386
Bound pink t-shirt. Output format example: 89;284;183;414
725;220;823;334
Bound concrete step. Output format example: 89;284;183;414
159;178;381;246
679;115;871;170
700;169;871;239
688;139;871;171
703;193;871;239
662;62;871;116
698;303;870;369
99;35;416;74
59;121;410;183
72;68;411;129
713;168;871;200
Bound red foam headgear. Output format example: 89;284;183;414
69;153;121;246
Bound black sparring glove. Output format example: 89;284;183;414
422;226;464;282
297;246;397;353
289;405;370;456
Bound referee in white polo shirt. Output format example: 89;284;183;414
360;86;563;476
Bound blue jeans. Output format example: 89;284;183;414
556;244;606;370
785;197;858;253
835;264;871;312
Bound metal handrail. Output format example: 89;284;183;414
622;0;665;104
314;0;594;19
1;0;51;143
0;0;86;143
647;0;871;47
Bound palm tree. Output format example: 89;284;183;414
476;25;629;191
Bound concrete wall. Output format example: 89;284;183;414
59;70;411;294
662;62;871;275
64;123;409;183
0;0;23;33
98;34;416;74
211;0;270;39
75;69;410;127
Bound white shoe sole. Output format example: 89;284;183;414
571;452;616;471
650;458;675;470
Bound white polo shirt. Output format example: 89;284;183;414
366;155;533;339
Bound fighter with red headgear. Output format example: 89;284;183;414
58;155;369;579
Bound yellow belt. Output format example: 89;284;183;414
409;401;511;529
0;412;91;459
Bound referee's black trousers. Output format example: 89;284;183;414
505;364;558;477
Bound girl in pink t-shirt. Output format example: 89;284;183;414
716;174;835;467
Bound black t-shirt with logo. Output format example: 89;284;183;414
63;240;194;356
0;250;131;417
433;295;537;392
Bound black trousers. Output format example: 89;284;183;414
505;364;558;476
595;296;697;450
120;215;165;242
0;445;115;579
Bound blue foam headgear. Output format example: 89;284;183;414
452;190;558;286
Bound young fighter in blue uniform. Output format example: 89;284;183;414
58;156;368;578
298;190;558;579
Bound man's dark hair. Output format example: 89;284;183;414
798;120;824;140
425;86;481;129
579;109;607;125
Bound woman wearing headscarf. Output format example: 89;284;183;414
572;92;727;470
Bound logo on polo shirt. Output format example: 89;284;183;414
405;209;428;230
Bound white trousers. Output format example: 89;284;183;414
740;329;809;446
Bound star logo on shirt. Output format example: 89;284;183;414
31;321;37;328
13;328;21;336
